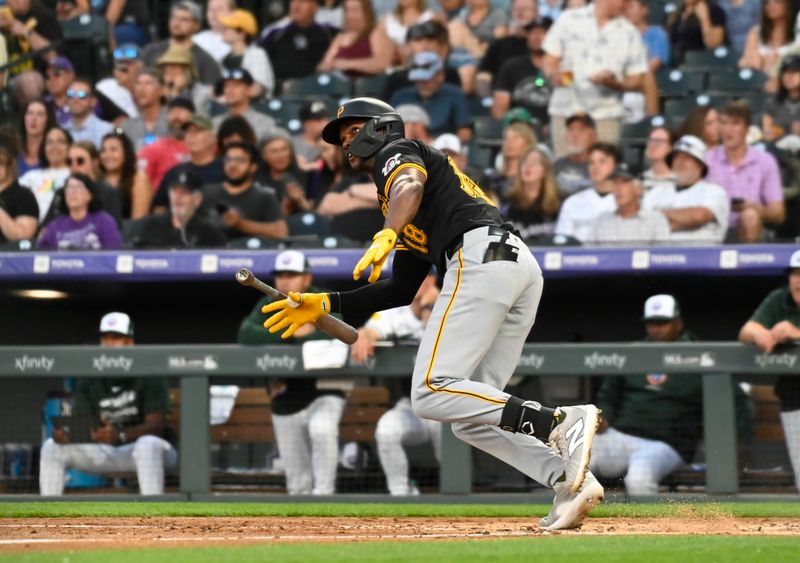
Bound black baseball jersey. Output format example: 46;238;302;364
372;139;503;267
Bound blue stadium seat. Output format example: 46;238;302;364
281;72;353;101
682;47;738;71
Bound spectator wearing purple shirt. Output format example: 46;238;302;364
38;173;122;250
706;101;786;242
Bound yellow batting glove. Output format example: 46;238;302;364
262;291;331;339
353;228;397;283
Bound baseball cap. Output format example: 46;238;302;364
216;67;255;95
396;104;430;127
609;162;638;181
167;96;195;113
300;100;329;121
786;249;800;273
781;54;800;73
406;20;445;42
667;135;708;176
182;114;213;131
523;17;553;31
48;56;75;74
408;51;443;82
169;169;202;192
99;312;135;337
273;250;310;275
433;133;462;155
642;295;681;322
566;112;596;129
173;0;203;22
113;44;141;62
219;9;259;37
157;44;194;67
504;107;534;127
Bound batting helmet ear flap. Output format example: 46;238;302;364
348;113;405;159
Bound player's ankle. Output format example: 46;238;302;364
499;396;556;441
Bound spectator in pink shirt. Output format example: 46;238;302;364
137;97;194;192
706;101;785;242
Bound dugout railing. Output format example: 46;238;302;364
0;342;797;498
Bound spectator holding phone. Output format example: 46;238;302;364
706;101;785;242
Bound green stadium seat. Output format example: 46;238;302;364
353;73;389;98
281;72;353;101
656;68;706;98
682;47;738;71
473;116;505;147
708;68;768;95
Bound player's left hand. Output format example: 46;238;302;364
353;228;397;283
262;292;331;339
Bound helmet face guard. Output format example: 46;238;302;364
348;113;404;159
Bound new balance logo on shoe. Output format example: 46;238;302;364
564;418;585;457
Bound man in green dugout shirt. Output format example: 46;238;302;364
739;249;800;493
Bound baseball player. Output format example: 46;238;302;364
39;313;177;496
238;250;346;495
262;98;603;529
351;273;442;495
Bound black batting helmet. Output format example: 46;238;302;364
322;97;405;159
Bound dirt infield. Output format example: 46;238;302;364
1;516;798;552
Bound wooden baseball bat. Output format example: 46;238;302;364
235;268;358;345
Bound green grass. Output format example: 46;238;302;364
2;501;800;519
1;536;799;563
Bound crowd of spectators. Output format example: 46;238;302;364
1;0;799;252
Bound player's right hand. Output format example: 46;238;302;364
353;228;397;283
262;292;331;339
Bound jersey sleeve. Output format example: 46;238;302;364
372;141;429;200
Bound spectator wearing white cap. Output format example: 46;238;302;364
39;312;177;496
396;103;434;144
642;135;730;243
390;51;473;143
238;250;346;495
591;295;753;496
739;250;800;493
141;1;223;86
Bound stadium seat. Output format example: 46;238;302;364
328;208;385;243
682;47;738;71
281;72;353;101
286;212;329;238
353;73;389;98
621;115;668;141
663;94;729;124
469;96;494;118
473;116;505;147
656;68;705;98
466;141;494;170
252;98;306;130
708;68;768;95
60;13;112;82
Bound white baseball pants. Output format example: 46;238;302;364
780;409;800;493
39;435;177;495
375;397;442;495
410;226;565;488
589;427;684;495
271;394;346;495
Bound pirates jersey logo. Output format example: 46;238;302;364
381;153;403;177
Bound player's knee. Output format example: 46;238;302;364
375;414;402;445
308;418;339;442
410;392;435;421
40;438;59;462
132;435;165;460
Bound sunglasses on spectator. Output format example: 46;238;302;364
223;69;248;81
67;89;90;100
113;46;140;61
66;156;87;166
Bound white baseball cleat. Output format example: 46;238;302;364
548;404;600;492
538;471;604;531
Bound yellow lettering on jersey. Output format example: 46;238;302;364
402;224;429;254
447;156;496;206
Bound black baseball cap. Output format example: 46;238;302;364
781;54;800;73
169;169;202;192
523;17;553;31
609;162;638;181
566;113;596;128
168;96;195;113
